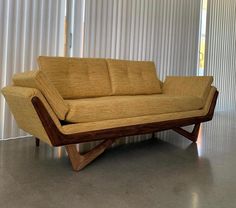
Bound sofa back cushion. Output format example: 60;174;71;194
13;70;69;120
163;76;213;102
38;56;112;99
106;59;162;95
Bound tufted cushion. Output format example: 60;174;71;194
65;94;204;123
163;76;213;104
107;59;162;95
38;56;112;99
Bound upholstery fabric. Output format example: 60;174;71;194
1;86;62;145
2;56;217;149
107;59;162;95
65;94;204;123
62;87;216;134
163;76;213;103
13;70;68;120
38;56;112;99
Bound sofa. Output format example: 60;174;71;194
1;57;218;171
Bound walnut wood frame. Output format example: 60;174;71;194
32;91;218;171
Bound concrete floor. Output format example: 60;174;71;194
0;111;236;208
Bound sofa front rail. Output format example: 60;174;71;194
32;91;218;171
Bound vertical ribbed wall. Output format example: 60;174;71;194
0;0;65;139
82;0;201;80
66;0;85;57
205;0;236;111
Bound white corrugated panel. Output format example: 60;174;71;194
0;0;65;139
66;0;85;56
205;0;236;111
82;0;201;80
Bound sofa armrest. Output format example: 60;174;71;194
13;70;69;120
1;86;62;145
162;76;213;102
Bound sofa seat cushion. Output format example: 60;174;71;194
65;95;204;123
63;87;216;134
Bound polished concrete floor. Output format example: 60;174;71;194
0;111;236;208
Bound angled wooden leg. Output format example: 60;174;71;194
35;138;40;147
172;123;201;143
65;138;116;171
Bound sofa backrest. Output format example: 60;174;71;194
38;56;162;98
163;76;213;102
107;59;162;95
38;57;112;99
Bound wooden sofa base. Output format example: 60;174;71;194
65;124;201;171
66;139;116;171
32;91;218;171
173;123;201;142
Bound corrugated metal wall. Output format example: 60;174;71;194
205;0;236;111
0;0;65;139
82;0;201;80
66;0;85;57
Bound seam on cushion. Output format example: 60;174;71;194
107;59;117;95
105;59;113;96
126;66;132;95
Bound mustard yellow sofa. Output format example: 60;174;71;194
1;57;218;171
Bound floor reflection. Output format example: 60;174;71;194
0;111;236;208
199;111;236;154
196;126;203;157
191;192;199;208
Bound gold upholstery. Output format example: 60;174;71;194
163;76;213;103
107;59;162;95
1;56;217;147
62;87;216;134
65;95;204;123
13;70;69;120
38;56;112;99
1;86;62;145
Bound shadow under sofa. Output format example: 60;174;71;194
1;57;218;171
